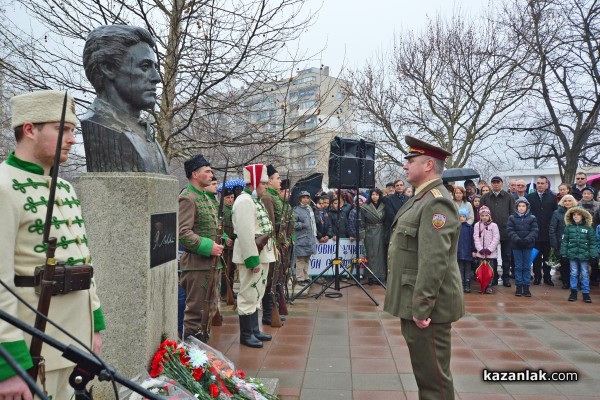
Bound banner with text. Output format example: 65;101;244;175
308;238;365;276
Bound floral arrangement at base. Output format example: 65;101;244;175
120;374;195;399
146;337;278;400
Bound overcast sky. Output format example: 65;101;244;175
296;0;488;75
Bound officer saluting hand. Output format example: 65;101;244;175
384;135;464;400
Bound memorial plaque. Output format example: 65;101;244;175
150;212;177;268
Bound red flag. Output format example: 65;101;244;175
475;259;494;294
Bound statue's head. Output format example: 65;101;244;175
83;25;160;111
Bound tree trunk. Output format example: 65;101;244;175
157;0;184;164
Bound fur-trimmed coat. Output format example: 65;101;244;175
560;207;597;261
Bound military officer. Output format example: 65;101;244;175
178;154;223;340
0;90;105;399
232;164;276;348
384;136;464;400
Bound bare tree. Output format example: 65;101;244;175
503;0;600;183
346;10;534;169
506;125;554;169
0;0;318;165
178;65;352;182
0;3;15;161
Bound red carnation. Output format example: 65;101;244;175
192;367;204;381
149;363;162;378
149;348;166;377
235;370;246;379
179;348;190;366
160;339;178;350
209;383;219;398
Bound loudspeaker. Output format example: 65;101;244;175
360;140;375;189
328;137;361;189
328;137;376;189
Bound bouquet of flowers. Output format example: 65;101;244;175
149;337;277;400
120;373;195;399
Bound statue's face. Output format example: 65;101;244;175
112;42;160;110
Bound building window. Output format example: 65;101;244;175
298;87;317;98
293;76;316;85
299;101;316;110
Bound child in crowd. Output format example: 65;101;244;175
561;207;597;303
473;206;500;294
457;209;475;293
507;198;539;297
471;195;482;224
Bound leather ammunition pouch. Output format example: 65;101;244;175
255;233;271;254
14;263;94;296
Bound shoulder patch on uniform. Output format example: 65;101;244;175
432;213;447;229
431;188;443;198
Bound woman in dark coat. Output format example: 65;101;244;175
361;189;386;283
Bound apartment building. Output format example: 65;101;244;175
235;66;354;182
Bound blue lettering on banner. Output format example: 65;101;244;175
309;238;365;276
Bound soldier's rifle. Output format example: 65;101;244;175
198;160;228;340
269;232;283;328
28;93;68;383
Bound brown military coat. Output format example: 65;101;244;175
384;178;464;323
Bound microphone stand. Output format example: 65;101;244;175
0;310;163;400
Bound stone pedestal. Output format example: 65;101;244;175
76;173;178;398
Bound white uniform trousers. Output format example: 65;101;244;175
236;263;268;315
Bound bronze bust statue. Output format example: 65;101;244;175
81;25;169;174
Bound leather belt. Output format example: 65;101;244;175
14;275;36;287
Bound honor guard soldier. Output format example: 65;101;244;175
0;91;105;399
260;165;288;325
220;187;237;301
178;155;223;339
384;136;464;400
232;164;275;348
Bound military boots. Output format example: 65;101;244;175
239;314;263;348
252;310;272;342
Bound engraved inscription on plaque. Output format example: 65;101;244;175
150;212;177;268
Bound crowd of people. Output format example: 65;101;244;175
309;180;412;284
451;174;600;302
288;171;600;304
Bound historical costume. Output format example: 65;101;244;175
232;164;276;348
0;91;105;398
178;155;219;339
260;165;288;324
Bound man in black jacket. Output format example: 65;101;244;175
481;176;515;287
314;195;333;242
571;172;597;201
526;176;557;285
328;194;350;239
384;179;409;242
